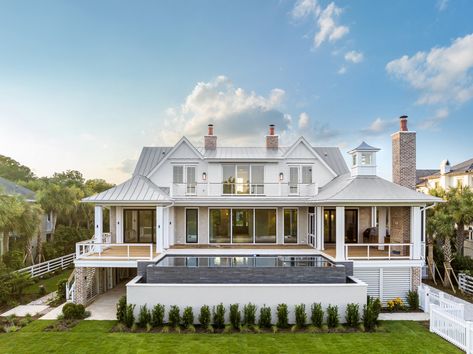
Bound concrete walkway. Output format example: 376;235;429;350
379;312;430;321
40;303;66;320
1;291;58;317
85;283;126;320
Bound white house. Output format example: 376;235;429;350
417;158;473;193
70;116;440;315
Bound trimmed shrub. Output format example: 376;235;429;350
259;305;272;328
137;305;151;328
57;279;67;300
407;291;419;311
326;305;339;328
168;305;181;327
62;303;86;320
124;304;135;328
295;304;307;328
276;304;289;329
38;285;46;296
116;296;127;323
199;305;211;328
151;304;165;327
362;297;381;332
213;303;226;329
345;303;360;328
311;303;323;327
182;307;194;328
243;303;256;326
229;304;241;329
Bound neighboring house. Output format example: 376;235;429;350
0;176;53;258
416;158;473;193
71;116;440;313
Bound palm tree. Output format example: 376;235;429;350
445;187;473;254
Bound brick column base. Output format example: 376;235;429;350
74;267;97;305
412;267;422;292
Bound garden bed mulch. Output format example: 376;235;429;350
43;319;80;332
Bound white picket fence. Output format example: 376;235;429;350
460;273;473;295
420;284;473;353
16;253;75;278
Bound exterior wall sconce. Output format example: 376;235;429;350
202;172;207;181
279;172;284;181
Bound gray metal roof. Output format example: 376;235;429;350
0;176;36;201
348;141;380;153
133;147;172;176
424;157;473;179
316;174;442;203
416;169;439;185
82;175;171;203
313;147;349;176
196;146;288;159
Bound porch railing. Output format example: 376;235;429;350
170;182;317;197
344;243;413;260
76;239;154;260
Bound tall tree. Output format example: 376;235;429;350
0;155;35;182
446;187;473;254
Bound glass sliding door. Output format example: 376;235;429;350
289;167;299;194
251;165;264;194
324;209;336;243
209;209;231;243
284;209;298;243
222;165;235;194
255;209;276;243
345;209;358;243
236;165;250;194
186;208;198;243
124;209;155;243
232;209;253;243
186;166;196;195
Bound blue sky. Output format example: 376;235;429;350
1;0;472;183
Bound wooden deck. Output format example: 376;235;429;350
80;245;159;261
170;244;313;249
323;244;411;259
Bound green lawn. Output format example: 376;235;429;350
0;320;461;354
23;268;73;296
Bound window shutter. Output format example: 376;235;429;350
173;166;183;183
302;166;312;184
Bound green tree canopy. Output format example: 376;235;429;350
0;155;35;182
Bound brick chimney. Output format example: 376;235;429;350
266;124;278;149
392;115;416;190
204;124;217;150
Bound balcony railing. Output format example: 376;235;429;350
170;182;317;197
76;235;154;260
344;243;413;260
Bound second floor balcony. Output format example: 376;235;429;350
170;182;318;198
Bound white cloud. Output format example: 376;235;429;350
337;66;347;75
386;33;473;105
291;0;320;19
314;2;349;47
157;76;339;146
361;117;398;136
418;108;449;130
437;0;448;11
298;112;310;128
345;50;364;63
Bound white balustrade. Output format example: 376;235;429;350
344;243;413;260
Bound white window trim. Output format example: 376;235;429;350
208;207;278;244
221;164;265;195
288;165;313;195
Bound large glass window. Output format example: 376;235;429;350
124;209;155;243
223;164;265;195
284;209;298;243
209;209;231;243
289;167;299;194
186;209;198;243
173;166;184;183
251;165;264;194
236;165;250;194
232;209;253;243
186;166;196;194
302;166;312;184
222;165;235;194
255;209;276;243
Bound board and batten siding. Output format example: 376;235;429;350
353;267;412;304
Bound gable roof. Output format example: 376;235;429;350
316;174;442;203
133;147;172;176
82;175;171;204
416;169;439;185
0;176;36;201
421;157;473;180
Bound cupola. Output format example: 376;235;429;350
348;141;380;177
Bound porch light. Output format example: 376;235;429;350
202;172;207;181
279;172;284;181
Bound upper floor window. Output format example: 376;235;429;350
173;165;196;194
222;164;264;195
289;165;313;194
361;152;372;165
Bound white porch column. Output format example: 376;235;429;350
371;206;377;227
168;207;175;246
335;206;345;261
156;206;164;253
378;207;387;250
163;208;170;249
116;207;123;243
316;207;324;251
411;206;422;259
94;205;103;243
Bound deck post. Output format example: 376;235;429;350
411;206;422;259
95;205;103;253
335;206;345;261
315;207;324;251
378;207;387;250
156;206;164;253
